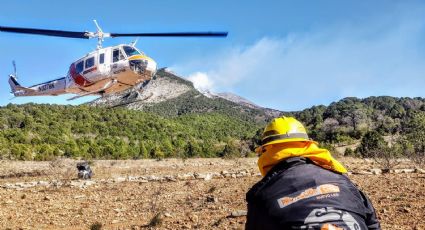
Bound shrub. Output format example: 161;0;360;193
90;222;102;230
357;131;386;158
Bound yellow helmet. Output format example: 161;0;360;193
257;116;313;152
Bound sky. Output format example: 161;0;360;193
1;1;425;111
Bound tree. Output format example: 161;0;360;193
404;113;425;167
185;139;202;158
139;142;149;159
357;131;386;158
220;139;240;159
150;144;165;160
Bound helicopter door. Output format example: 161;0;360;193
111;48;126;75
82;56;99;81
97;52;108;75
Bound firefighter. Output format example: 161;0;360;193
246;116;380;229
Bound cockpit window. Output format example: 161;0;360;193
76;61;84;73
123;46;141;57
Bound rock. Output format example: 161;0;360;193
401;169;415;173
164;212;173;218
355;170;373;175
394;169;403;174
415;168;425;174
70;180;96;189
74;195;85;199
165;175;177;182
393;169;415;174
223;173;232;178
206;196;218;203
112;219;120;224
370;169;382;175
4;200;13;204
182;224;192;229
236;172;247;178
114;208;125;213
230;210;247;217
43;196;51;201
128;176;140;181
114;177;126;183
194;173;206;180
177;173;195;180
204;174;213;181
147;175;161;181
38;181;50;186
189;214;198;222
83;180;96;186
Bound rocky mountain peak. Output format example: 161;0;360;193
89;68;283;121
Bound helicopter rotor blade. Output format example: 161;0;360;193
0;26;89;39
110;32;228;37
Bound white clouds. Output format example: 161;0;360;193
175;7;425;111
186;72;214;92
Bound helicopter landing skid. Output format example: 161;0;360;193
68;79;118;101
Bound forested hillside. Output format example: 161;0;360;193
0;104;259;160
1;96;425;160
295;96;425;144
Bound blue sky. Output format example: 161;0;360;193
1;1;425;111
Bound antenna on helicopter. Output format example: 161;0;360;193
130;37;139;47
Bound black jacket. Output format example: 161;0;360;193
246;157;380;229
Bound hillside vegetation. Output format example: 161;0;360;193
295;96;425;143
1;96;425;161
0;104;259;160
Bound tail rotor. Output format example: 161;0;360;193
11;60;17;78
8;60;21;94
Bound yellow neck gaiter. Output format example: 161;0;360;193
258;141;347;176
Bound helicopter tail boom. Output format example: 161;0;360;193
8;75;68;97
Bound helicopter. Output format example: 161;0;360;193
1;21;227;100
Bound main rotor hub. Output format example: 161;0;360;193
85;20;112;49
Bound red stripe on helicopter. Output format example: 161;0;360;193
69;64;92;87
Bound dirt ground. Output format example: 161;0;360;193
0;158;424;230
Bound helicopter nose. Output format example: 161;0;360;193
129;55;157;74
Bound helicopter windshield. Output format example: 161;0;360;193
123;46;141;57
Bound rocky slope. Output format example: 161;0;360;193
89;68;283;123
89;68;194;109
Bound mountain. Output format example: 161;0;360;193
89;68;283;124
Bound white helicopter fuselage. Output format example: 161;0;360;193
8;44;157;100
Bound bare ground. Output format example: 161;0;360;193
0;158;424;230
